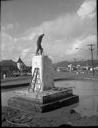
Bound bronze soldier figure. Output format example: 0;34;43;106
36;34;44;55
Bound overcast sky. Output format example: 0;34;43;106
1;0;97;65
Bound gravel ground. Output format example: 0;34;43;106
2;105;98;127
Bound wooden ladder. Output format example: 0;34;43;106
31;68;41;93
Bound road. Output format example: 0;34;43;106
1;71;98;88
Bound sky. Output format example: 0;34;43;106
1;0;97;65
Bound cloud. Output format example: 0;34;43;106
1;25;5;31
77;0;96;19
73;34;97;59
1;32;13;41
1;13;96;63
1;24;14;33
1;31;19;60
18;32;36;41
20;48;31;59
40;14;81;39
79;35;97;49
38;10;96;41
1;0;96;64
66;39;83;55
0;29;36;63
6;24;14;30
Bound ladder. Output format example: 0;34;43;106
30;68;41;112
31;68;41;92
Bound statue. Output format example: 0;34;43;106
36;34;44;55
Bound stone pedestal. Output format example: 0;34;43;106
8;55;79;113
31;55;54;92
8;88;79;112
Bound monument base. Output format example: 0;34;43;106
8;87;79;113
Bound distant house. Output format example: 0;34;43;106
0;59;18;79
17;57;31;74
0;58;32;79
68;64;73;71
17;57;26;71
94;67;98;71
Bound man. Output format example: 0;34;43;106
36;34;44;55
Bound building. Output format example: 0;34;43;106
17;57;24;71
0;58;31;79
0;60;18;79
17;57;31;75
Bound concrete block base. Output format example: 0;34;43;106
8;87;79;113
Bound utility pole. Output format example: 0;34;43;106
87;44;95;77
